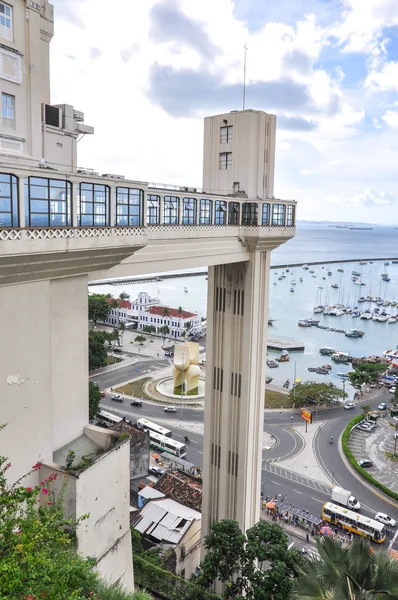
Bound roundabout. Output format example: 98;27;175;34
154;376;206;400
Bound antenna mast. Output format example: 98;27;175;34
243;43;247;110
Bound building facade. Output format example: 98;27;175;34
138;305;201;338
105;297;131;327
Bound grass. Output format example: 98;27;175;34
115;377;152;400
106;356;122;366
264;389;292;409
385;451;398;463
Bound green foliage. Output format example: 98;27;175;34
162;307;171;317
95;579;151;600
159;325;170;338
119;292;130;300
289;381;347;407
133;555;216;600
135;335;146;344
348;363;386;388
296;535;398;599
89;382;101;420
342;415;398;502
89;330;114;370
197;519;304;600
88;294;111;325
143;325;156;335
360;404;371;416
394;387;398;403
65;449;76;470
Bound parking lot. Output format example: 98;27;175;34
348;419;398;493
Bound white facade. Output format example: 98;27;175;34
130;291;160;315
106;306;128;326
0;0;93;167
138;306;201;338
203;109;276;200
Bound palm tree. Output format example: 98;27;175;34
296;535;398;600
177;306;183;337
119;292;130;300
117;322;126;346
361;404;371;419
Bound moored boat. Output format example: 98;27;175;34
266;360;279;368
277;349;290;362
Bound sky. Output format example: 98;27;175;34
50;0;398;224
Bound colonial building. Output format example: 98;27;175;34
138;305;201;338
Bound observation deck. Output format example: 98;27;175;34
0;164;296;286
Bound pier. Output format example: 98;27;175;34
267;338;305;351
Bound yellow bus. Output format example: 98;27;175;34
322;502;386;544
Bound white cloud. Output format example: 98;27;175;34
276;141;291;152
382;110;398;128
301;169;313;175
322;160;340;165
366;60;398;91
373;118;382;129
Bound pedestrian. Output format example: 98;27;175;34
334;527;338;535
306;533;310;543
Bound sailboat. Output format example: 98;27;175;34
313;288;324;313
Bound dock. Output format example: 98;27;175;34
267;338;305;351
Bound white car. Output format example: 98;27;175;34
390;387;396;394
375;512;396;528
164;406;177;413
344;403;355;410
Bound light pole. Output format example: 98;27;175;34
290;415;293;428
181;351;186;423
293;360;297;405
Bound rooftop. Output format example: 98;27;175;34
155;470;202;511
147;306;197;319
106;298;132;310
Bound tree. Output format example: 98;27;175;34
88;330;113;370
394;387;398;404
135;335;146;345
89;382;101;421
184;321;192;335
117;322;126;346
177;306;184;336
88;294;111;325
289;381;347;407
296;535;398;600
119;292;130;300
197;519;304;600
360;404;371;418
162;307;171;318
348;363;386;388
159;325;170;343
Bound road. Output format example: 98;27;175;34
89;358;168;389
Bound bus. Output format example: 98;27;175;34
97;410;123;428
322;502;386;543
137;418;172;438
148;431;186;458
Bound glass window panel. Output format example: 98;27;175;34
81;214;93;226
29;178;49;187
80;202;93;215
50;179;67;188
29;186;48;200
199;199;212;224
30;213;49;227
286;205;295;226
242;203;258;225
128;215;140;226
215;201;227;225
228;202;240;225
0;212;11;226
117;215;128;226
49;187;66;200
50;214;66;226
0;196;11;211
117;205;128;215
80;190;93;202
94;214;106;226
272;204;285;226
262;203;270;225
30;199;49;213
0;181;10;196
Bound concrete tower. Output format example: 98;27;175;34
202;109;276;199
201;108;279;541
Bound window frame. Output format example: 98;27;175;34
228;202;240;225
286;204;295;226
220;125;233;144
219;152;232;170
147;194;160;225
182;198;197;225
0;48;21;84
0;2;12;42
0;172;18;227
261;203;270;226
272;204;286;226
25;177;72;228
78;182;110;227
214;200;227;225
242;203;258;226
163;196;179;225
2;92;15;130
199;199;212;225
115;187;143;227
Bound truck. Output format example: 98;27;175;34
331;486;361;511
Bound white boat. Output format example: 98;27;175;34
313;306;324;313
353;280;362;285
291;281;297;285
360;312;372;320
303;264;309;270
388;316;397;323
352;310;360;318
329;308;344;316
184;287;188;292
377;315;389;322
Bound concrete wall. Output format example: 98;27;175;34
76;438;134;590
202;109;276;200
176;519;201;579
0;275;89;484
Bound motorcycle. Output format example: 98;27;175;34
184;436;190;443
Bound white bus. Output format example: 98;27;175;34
149;431;186;458
97;410;123;428
322;502;386;544
137;418;172;438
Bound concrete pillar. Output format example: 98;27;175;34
202;248;271;541
71;181;78;227
159;195;164;225
109;186;116;226
18;176;26;228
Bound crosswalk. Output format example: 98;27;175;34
263;462;333;495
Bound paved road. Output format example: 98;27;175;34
89;359;168;389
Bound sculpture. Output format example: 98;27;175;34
172;342;201;395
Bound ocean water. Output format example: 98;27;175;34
90;223;398;398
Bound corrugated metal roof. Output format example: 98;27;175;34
134;516;152;534
138;486;165;500
141;502;167;523
154;498;201;521
132;498;201;546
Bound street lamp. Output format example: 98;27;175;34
181;351;186;423
293;361;297;404
290;415;293;427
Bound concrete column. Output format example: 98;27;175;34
71;181;78;227
159;195;164;225
142;190;147;227
202;249;271;541
18;176;26;228
109;186;116;226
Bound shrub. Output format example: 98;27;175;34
342;415;398;502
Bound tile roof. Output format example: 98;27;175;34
155;470;202;511
146;306;197;319
106;298;131;309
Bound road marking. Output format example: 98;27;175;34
197;451;203;455
311;497;324;503
291;489;303;494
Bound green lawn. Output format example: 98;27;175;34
115;378;152;399
264;389;293;409
106;356;122;366
385;451;398;463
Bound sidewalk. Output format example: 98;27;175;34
260;509;316;546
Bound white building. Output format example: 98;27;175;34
138;305;201;338
105;297;131;327
130;291;160;315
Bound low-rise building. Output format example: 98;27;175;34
131;497;201;580
155;470;202;512
138;305;201;338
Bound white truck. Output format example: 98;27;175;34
331;486;361;511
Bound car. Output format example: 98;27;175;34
130;399;142;407
357;423;372;432
358;459;373;468
378;402;387;411
112;347;122;353
375;512;396;528
390;387;396;394
164;406;177;413
344;403;355;410
149;466;164;477
111;394;123;402
100;391;105;397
